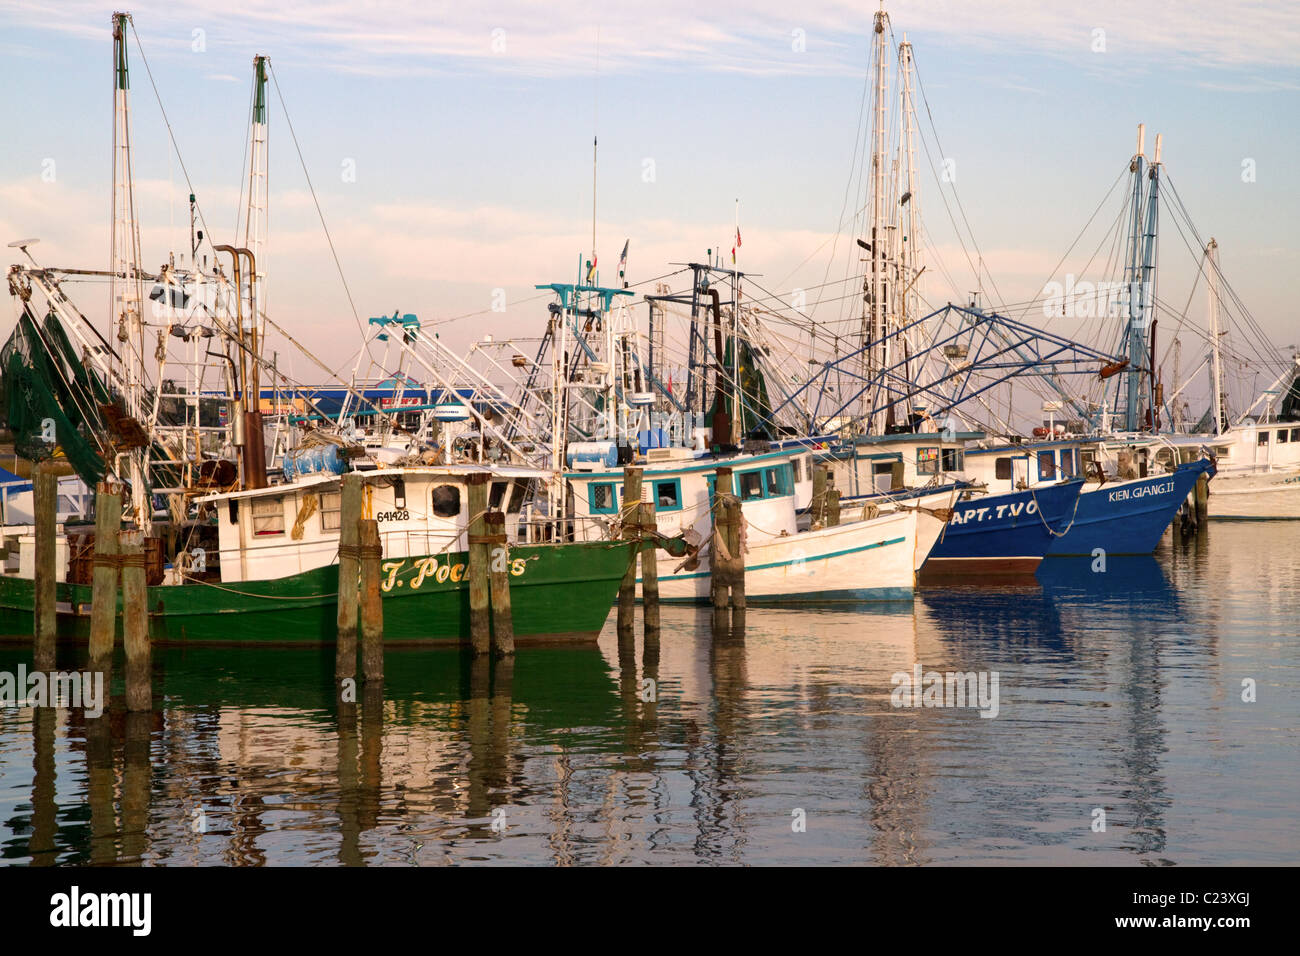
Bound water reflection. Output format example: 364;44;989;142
0;524;1296;864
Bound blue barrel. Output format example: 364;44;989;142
283;443;346;480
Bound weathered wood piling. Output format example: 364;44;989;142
88;482;122;674
466;473;491;656
710;466;746;621
826;472;841;527
617;467;644;634
485;510;516;657
811;464;827;528
358;517;384;682
335;473;363;683
638;501;660;635
1195;472;1210;523
119;528;151;712
33;461;58;671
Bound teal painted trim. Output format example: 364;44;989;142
649;476;683;512
565;448;798;481
655;586;913;605
588;480;621;515
650;534;908;582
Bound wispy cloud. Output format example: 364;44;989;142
2;1;1297;78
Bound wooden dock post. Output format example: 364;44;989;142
484;511;516;657
811;464;828;528
466;473;491;656
724;494;746;614
119;528;151;712
335;473;363;683
638;501;660;635
358;517;384;682
617;467;644;634
1194;472;1210;524
826;472;841;527
33;461;58;672
88;482;122;674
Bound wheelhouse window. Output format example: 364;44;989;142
589;482;619;515
941;448;964;471
738;471;764;501
653;479;682;511
1059;449;1076;478
432;484;462;518
1279;430;1290;444
251;497;285;536
506;480;528;513
917;447;939;475
1258;431;1270;445
1038;450;1057;480
489;481;509;509
319;490;342;531
995;457;1013;481
791;457;804;483
1291;428;1300;442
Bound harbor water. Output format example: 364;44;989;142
1;522;1295;866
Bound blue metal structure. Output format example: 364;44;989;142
766;304;1121;435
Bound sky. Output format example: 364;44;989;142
1;0;1297;396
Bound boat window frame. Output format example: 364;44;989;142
652;478;683;512
250;496;286;537
319;490;342;531
589;482;621;515
995;457;1013;481
916;446;940;475
1037;449;1057;481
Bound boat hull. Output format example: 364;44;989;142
919;480;1084;583
1046;459;1214;556
0;540;635;645
1206;468;1300;520
648;510;917;604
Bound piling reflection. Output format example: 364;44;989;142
0;522;1294;865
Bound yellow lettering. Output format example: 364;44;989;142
412;557;437;589
380;561;403;593
510;558;526;577
435;563;450;583
450;563;465;583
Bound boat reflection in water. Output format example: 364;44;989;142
2;524;1297;865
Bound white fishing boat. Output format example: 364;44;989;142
567;447;925;603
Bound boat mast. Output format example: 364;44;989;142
244;55;269;350
865;3;889;433
898;33;920;422
1121;124;1147;432
110;11;151;531
1206;237;1227;434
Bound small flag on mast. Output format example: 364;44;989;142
585;255;597;284
731;227;742;264
618;238;629;275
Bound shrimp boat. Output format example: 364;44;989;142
0;17;637;646
0;466;635;644
567;446;922;604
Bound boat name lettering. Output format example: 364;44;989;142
948;499;1038;525
381;555;529;592
375;509;410;522
1107;480;1175;503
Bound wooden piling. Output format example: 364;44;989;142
119;528;151;712
638;501;660;635
335;473;363;682
33;462;58;671
811;464;828;528
358;517;384;682
467;473;491;656
723;494;746;612
485;511;516;657
1194;472;1209;523
827;472;841;528
88;483;122;673
617;467;644;634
